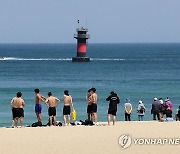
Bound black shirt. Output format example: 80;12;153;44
106;93;120;110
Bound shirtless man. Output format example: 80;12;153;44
63;90;73;126
34;88;46;123
86;89;92;121
10;92;25;128
45;92;60;126
89;88;98;124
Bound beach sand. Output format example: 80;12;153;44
0;121;179;154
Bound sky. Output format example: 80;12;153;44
0;0;180;43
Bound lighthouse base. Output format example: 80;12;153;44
72;57;90;62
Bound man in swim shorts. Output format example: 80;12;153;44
10;92;25;128
86;89;92;121
34;88;46;123
45;92;60;126
63;90;74;126
106;91;120;125
89;88;98;124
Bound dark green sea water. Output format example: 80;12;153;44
0;43;180;126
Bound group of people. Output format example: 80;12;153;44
151;97;174;122
10;87;180;127
121;97;180;123
107;95;146;123
106;94;180;124
123;99;146;121
10;89;74;127
86;90;146;125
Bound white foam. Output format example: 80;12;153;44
2;57;167;62
91;58;126;61
3;57;72;61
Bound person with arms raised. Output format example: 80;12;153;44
106;91;120;125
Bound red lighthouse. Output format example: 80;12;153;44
72;25;90;62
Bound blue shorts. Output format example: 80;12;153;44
35;104;42;114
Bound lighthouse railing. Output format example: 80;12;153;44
76;28;88;32
74;34;90;39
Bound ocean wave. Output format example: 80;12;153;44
91;58;167;61
2;57;72;61
1;57;168;61
91;58;126;61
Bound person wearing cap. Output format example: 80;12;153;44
164;97;172;111
124;99;132;121
159;98;168;121
137;100;146;121
106;91;120;125
151;97;161;121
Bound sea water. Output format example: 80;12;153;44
0;43;180;126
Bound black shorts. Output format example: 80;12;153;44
12;108;24;118
63;106;71;115
91;103;97;113
108;108;117;116
87;105;92;113
48;107;56;116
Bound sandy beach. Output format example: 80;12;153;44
0;121;179;154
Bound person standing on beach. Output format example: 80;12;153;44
137;100;146;121
164;97;172;111
63;90;74;126
106;91;120;125
34;88;46;123
86;89;92;121
45;92;60;126
163;97;173;121
159;98;167;121
89;88;98;124
10;92;25;128
124;99;132;121
151;97;161;121
175;105;180;121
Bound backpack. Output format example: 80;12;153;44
31;121;42;127
84;120;94;126
139;106;145;114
